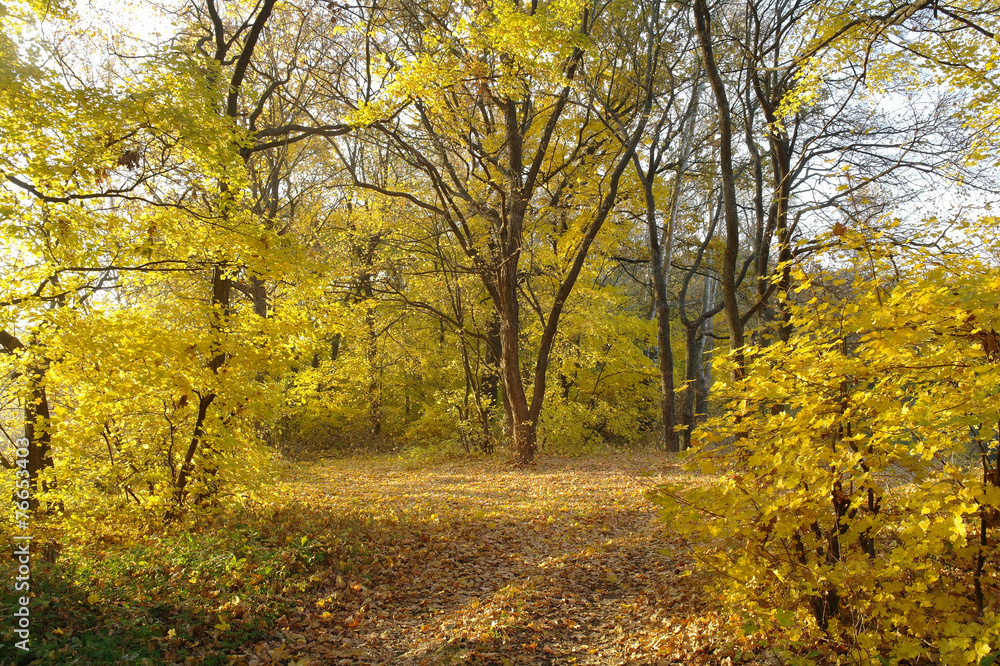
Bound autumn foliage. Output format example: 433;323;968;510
656;225;1000;663
4;0;1000;662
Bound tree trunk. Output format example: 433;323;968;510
366;306;382;437
24;369;53;499
172;265;230;508
2;332;56;510
647;77;700;453
680;323;698;451
769;137;794;343
697;339;713;418
645;182;679;452
679;273;717;449
694;0;745;379
696;276;715;419
480;313;503;453
249;275;267;317
497;262;535;465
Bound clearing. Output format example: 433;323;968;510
10;454;750;665
245;453;728;665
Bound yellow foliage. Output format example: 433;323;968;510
654;220;1000;663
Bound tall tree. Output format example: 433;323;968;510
331;0;652;463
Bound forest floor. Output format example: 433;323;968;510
245;453;738;665
4;453;769;665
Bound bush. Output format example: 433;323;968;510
653;249;1000;664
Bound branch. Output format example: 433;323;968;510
225;0;278;119
0;330;25;353
6;175;143;204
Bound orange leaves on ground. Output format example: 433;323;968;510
229;453;758;665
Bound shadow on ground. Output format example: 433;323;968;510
1;455;734;665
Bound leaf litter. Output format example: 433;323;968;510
234;453;757;665
10;453;772;665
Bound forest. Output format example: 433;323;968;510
2;0;1000;663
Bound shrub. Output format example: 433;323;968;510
654;247;1000;664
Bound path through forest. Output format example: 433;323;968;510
243;454;742;665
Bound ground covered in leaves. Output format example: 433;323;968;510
2;453;767;665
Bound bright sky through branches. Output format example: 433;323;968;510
71;0;179;58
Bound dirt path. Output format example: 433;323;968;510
243;454;728;665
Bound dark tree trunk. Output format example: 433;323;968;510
497;262;535;464
23;371;53;500
694;0;745;379
249;275;268;318
173;265;230;508
481;313;503;452
680;324;699;451
366;307;382;437
1;331;56;511
645;185;679;452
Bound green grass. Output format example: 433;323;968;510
0;505;372;665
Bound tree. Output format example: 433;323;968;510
693;0;747;379
594;0;702;452
655;0;1000;658
331;0;653;463
655;220;1000;661
0;0;343;513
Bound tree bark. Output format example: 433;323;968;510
694;0;745;379
0;331;55;510
481;313;503;452
645;182;679;452
172;265;230;507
